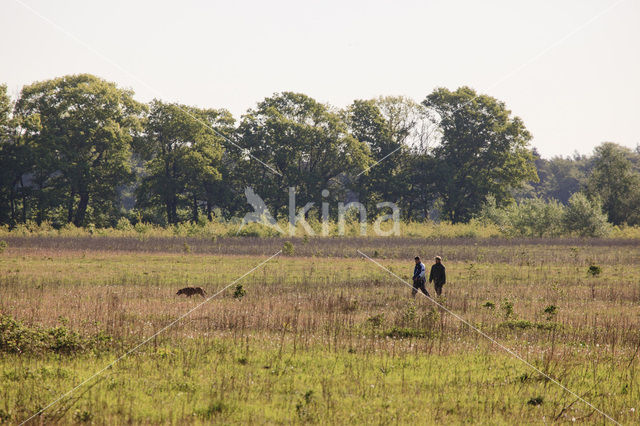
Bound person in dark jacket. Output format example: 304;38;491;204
429;256;446;296
412;256;430;297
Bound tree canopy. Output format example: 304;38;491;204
7;74;144;226
424;87;538;223
236;92;371;216
1;74;637;231
136;100;233;224
587;142;640;226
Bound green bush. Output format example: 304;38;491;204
588;264;602;277
562;193;611;237
501;299;514;319
507;198;565;237
233;284;246;300
115;217;133;231
366;314;385;328
527;396;543;406
483;301;495;309
283;241;295;256
0;314;110;354
479;197;564;237
479;194;612;238
543;305;558;320
385;326;426;339
499;320;560;331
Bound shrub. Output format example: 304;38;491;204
477;196;509;227
483;301;495;309
501;319;533;330
401;305;417;324
385;327;426;339
527;396;543;406
562;193;610;237
479;197;565;237
115;217;133;231
588;265;602;277
0;314;110;354
506;198;565;237
233;284;246;300
543;305;558;320
283;241;295;256
501;299;514;319
366;314;385;328
0;240;6;254
499;320;560;331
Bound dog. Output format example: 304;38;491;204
176;287;207;298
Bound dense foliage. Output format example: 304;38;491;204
1;75;638;230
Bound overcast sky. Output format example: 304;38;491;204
1;0;638;158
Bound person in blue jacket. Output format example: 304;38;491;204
412;256;430;297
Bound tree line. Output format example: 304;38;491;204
0;74;638;229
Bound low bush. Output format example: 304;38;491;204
499;320;561;331
0;314;111;354
478;194;611;237
384;326;427;339
562;193;611;237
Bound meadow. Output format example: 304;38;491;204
1;236;639;424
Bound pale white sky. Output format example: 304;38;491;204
1;0;638;158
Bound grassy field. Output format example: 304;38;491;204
1;237;639;424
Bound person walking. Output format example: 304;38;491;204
429;256;446;296
412;256;430;297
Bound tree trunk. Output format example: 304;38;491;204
174;197;178;224
169;196;178;224
36;176;45;226
206;200;212;221
67;190;76;223
191;195;198;223
166;199;172;225
20;177;27;223
74;191;89;226
9;179;16;224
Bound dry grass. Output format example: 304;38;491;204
1;238;639;423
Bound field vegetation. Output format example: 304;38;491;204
1;237;639;424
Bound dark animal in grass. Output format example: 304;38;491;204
176;287;207;298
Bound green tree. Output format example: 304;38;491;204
423;87;538;223
136;100;231;224
345;97;437;219
236;92;371;216
530;153;591;204
587;142;640;225
0;84;14;224
13;74;144;226
345;99;398;210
